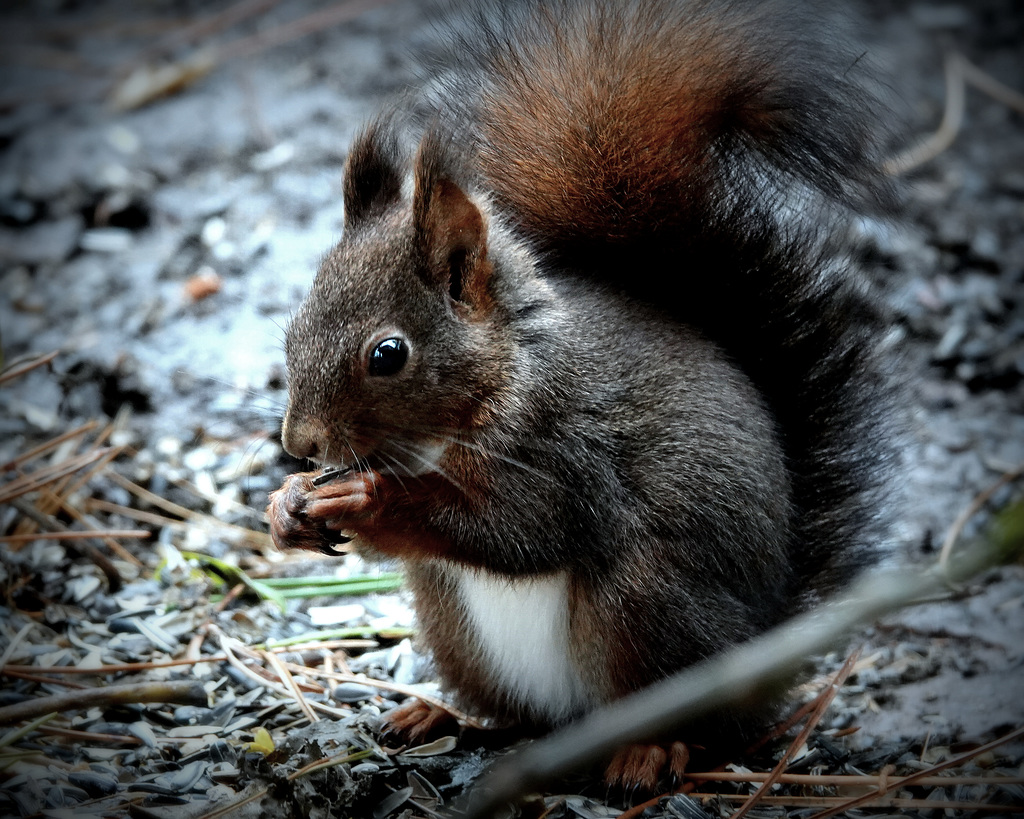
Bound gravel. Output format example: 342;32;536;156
1;0;1022;816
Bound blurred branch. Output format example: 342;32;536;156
109;0;396;111
886;51;1024;175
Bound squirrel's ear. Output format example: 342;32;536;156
343;119;403;226
413;138;493;313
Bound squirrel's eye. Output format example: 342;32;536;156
369;337;409;376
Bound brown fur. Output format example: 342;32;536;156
267;0;897;785
477;5;751;239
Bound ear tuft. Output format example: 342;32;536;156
343;117;404;226
413;130;493;312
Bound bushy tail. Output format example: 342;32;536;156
427;0;892;250
420;0;899;600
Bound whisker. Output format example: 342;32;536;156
441;434;556;484
267;315;289;338
359;419;564;487
385;438;465;494
373;448;412;494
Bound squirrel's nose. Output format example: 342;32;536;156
281;412;329;461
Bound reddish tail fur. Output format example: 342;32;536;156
426;0;890;252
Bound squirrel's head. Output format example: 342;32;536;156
281;121;513;473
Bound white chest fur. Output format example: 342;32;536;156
453;566;594;723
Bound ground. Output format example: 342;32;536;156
0;1;1022;817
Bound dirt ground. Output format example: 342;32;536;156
1;0;1022;816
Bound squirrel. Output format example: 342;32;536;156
267;0;897;787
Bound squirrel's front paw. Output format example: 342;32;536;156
267;469;377;554
304;469;379;528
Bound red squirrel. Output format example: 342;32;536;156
267;0;896;786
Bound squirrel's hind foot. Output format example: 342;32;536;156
604;740;690;795
380;699;459;746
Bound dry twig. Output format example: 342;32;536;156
108;0;397;111
729;648;861;819
807;723;1024;819
196;745;375;819
0;449;113;505
0;420;98;473
0;680;208;725
9;497;123;589
688;770;1024;788
207;624;349;720
0;351;59;385
278;659;486;730
0;528;150;543
262;647;319;724
939;461;1024;571
692;793;1023;812
886;52;1024;175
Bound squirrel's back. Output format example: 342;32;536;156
405;0;898;600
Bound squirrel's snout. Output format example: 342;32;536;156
281;412;331;462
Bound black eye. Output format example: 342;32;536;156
368;337;409;376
